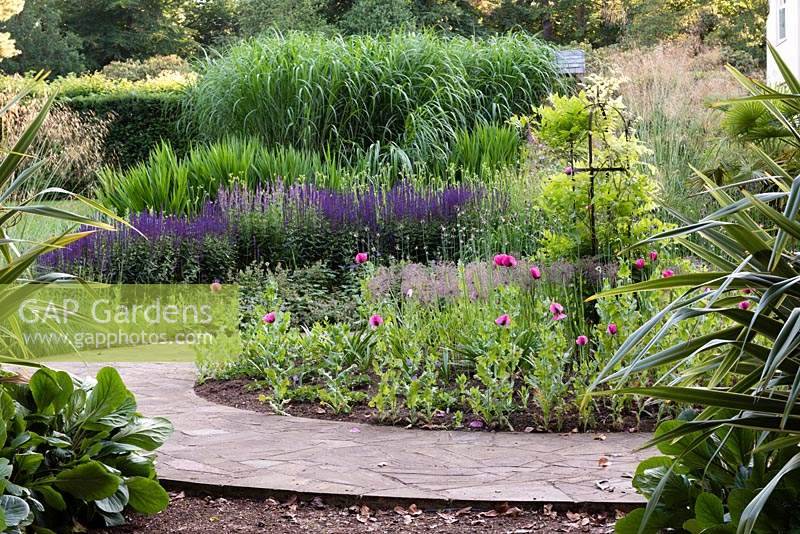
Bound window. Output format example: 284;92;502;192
779;0;787;41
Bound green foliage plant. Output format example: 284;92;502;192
0;366;173;530
586;50;800;532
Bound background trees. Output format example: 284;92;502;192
0;0;771;76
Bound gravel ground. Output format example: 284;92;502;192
96;491;624;533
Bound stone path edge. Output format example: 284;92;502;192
50;362;652;509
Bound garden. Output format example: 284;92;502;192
2;0;799;533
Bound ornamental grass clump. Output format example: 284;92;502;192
184;31;563;168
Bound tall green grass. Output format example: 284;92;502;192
184;31;563;169
97;128;526;215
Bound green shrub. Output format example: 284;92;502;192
63;91;190;168
184;31;564;168
340;0;416;35
0;366;172;530
518;77;665;260
100;54;193;81
616;417;800;534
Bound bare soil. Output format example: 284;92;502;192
95;491;623;533
195;378;656;434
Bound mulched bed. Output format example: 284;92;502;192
195;378;657;433
95;491;623;533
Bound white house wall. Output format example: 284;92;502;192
768;0;800;85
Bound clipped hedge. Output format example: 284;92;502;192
62;91;191;167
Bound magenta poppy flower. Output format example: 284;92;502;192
742;288;753;295
369;314;384;328
576;335;588;346
495;314;510;327
634;258;646;270
564;165;574;176
649;250;658;261
529;265;542;279
209;280;222;293
355;252;369;264
262;312;276;324
493;254;517;267
549;302;567;321
607;323;618;335
662;269;675;278
738;301;751;311
468;419;484;429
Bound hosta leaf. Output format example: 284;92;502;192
613;507;666;534
695;492;725;529
54;461;121;501
35;486;65;512
84;368;129;422
15;452;43;477
126;477;169;515
29;368;73;413
0;495;29;527
113;417;174;451
95;483;129;514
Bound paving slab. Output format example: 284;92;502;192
50;362;652;506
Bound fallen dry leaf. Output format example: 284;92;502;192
566;511;582;521
393;505;406;516
594;434;607;441
479;510;499;518
407;503;422;516
437;512;458;524
598;456;610;468
455;507;472;516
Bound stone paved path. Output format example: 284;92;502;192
52;362;651;506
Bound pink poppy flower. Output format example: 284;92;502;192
649;250;658;261
495;314;511;327
493;254;517;267
209;280;222;293
634;258;646;270
564;165;574;176
529;265;542;279
738;301;751;311
262;312;276;324
662;269;675;278
742;288;753;295
355;252;369;264
576;335;588;346
468;420;484;429
369;314;384;328
549;302;567;321
607;323;618;335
